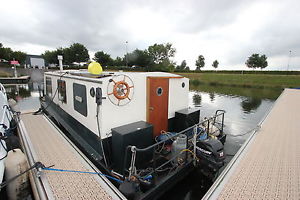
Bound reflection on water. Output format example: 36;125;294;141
4;82;43;112
191;83;282;100
209;92;215;102
192;93;202;106
5;85;31;100
189;85;278;159
241;97;262;113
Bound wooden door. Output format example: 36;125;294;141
147;77;169;137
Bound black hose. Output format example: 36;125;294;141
0;139;8;161
0;112;20;160
96;104;108;168
34;72;68;114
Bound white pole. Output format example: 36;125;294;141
125;41;128;67
287;50;292;71
57;55;63;71
14;64;17;77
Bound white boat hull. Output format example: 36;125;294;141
0;84;12;184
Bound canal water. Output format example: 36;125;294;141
3;71;282;200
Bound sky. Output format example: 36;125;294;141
0;0;299;70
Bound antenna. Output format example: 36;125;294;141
125;41;128;67
287;50;292;72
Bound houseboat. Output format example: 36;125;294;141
41;67;226;199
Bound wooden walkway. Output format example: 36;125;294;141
203;89;300;199
18;113;124;200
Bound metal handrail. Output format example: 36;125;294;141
214;110;226;134
122;110;226;178
0;105;8;128
0;84;5;94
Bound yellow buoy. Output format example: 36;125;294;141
88;61;103;75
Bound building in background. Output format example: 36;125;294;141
25;55;45;69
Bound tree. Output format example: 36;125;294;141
245;54;268;70
12;51;26;64
0;43;26;63
148;43;176;64
155;59;176;72
127;49;153;68
93;51;113;67
147;43;176;72
179;60;187;70
42;48;64;65
176;60;190;71
212;60;219;70
113;56;124;66
195;55;205;70
42;43;90;66
42;50;56;65
0;45;13;61
63;43;89;65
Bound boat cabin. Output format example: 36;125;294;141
44;70;189;138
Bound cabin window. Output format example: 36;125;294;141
46;77;52;97
73;83;87;117
57;80;67;103
90;87;95;97
156;87;163;96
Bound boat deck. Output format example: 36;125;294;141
18;113;124;200
203;88;300;199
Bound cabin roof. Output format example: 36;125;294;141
45;70;183;80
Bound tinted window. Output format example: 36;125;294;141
58;80;67;103
46;77;52;97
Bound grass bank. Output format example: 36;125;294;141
178;73;300;89
190;84;282;100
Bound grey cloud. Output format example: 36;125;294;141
0;0;299;69
224;0;300;67
174;0;255;32
1;0;130;56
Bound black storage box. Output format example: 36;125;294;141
174;108;200;132
111;121;153;174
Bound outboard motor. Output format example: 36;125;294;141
196;138;225;179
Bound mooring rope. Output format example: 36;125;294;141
225;125;261;137
0;161;123;189
42;167;123;183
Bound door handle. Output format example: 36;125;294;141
149;107;154;111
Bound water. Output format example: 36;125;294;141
3;72;281;200
190;90;275;156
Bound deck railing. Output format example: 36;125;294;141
122;110;225;179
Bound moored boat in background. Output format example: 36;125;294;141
0;83;12;185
